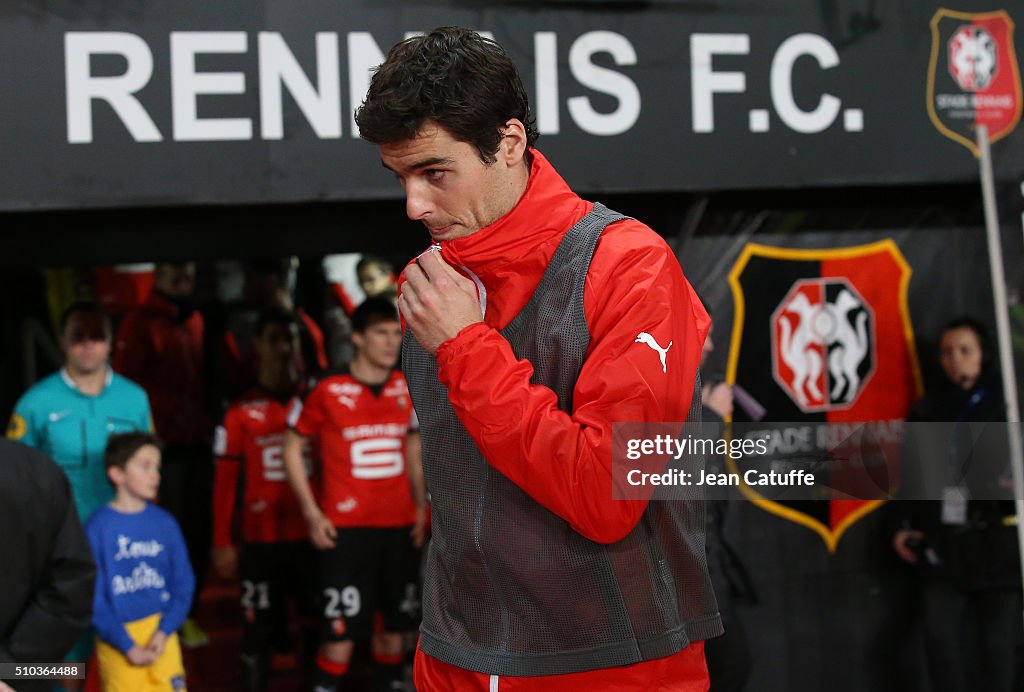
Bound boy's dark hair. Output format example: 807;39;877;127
352;297;399;333
59;301;111;335
355;26;539;163
105;432;163;474
256;306;300;337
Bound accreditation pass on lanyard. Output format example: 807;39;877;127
941;486;968;525
941;387;984;526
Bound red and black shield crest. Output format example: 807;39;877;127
726;241;922;551
927;9;1022;156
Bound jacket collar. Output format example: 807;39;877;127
145;291;180;316
60;366;113;393
433;149;591;296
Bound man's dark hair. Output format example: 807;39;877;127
355;26;539;163
245;258;294;283
105;432;163;473
59;301;112;335
256;306;300;337
356;254;394;276
352;297;399;333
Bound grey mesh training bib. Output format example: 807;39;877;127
403;203;722;677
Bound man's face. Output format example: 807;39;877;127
155;262;197;298
245;272;283;306
358;264;395;298
939;326;983;390
62;312;111;375
353;319;402;370
379;122;524;242
254;322;300;370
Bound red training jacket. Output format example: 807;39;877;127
402;150;711;689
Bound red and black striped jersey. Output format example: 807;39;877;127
289;370;417;528
213;386;309;546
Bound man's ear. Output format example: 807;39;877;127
498;119;528;167
107;466;122;486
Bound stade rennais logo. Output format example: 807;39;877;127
927;9;1022;156
770;278;875;413
726;241;922;552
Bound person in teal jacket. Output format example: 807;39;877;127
7;302;152;524
5;301;152;690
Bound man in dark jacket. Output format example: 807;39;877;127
893;316;1021;692
114;261;212;646
0;440;96;692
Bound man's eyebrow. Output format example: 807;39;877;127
380;156;455;174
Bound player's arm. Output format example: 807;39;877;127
406;430;428;548
210;411;242;578
211;456;241;577
282;430;318;522
284;392;337;550
411;230;707;544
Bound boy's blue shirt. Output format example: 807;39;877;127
86;502;195;653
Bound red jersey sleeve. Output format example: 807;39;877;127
212;406;245;548
299;310;329;371
434;223;709;545
290;382;326;437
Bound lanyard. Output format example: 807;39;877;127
947;387;987;484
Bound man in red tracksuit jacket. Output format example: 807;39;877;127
114;261;212;644
354;26;721;692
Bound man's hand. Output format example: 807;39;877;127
399;250;483;355
210;545;238;579
146;630;168;657
893;529;925;565
702;382;734;419
411;506;429;549
126;644;157;666
0;680;16;691
307;511;338;550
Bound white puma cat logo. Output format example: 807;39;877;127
635;332;672;373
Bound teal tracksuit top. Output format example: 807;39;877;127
7;368;152;521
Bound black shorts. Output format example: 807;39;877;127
239;541;317;646
317;526;421;642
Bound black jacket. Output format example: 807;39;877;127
0;440;96;689
899;373;1019;590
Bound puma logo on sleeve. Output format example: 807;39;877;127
634;332;673;373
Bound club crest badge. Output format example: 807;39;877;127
927;9;1022;155
727;240;922;551
771;278;875;412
